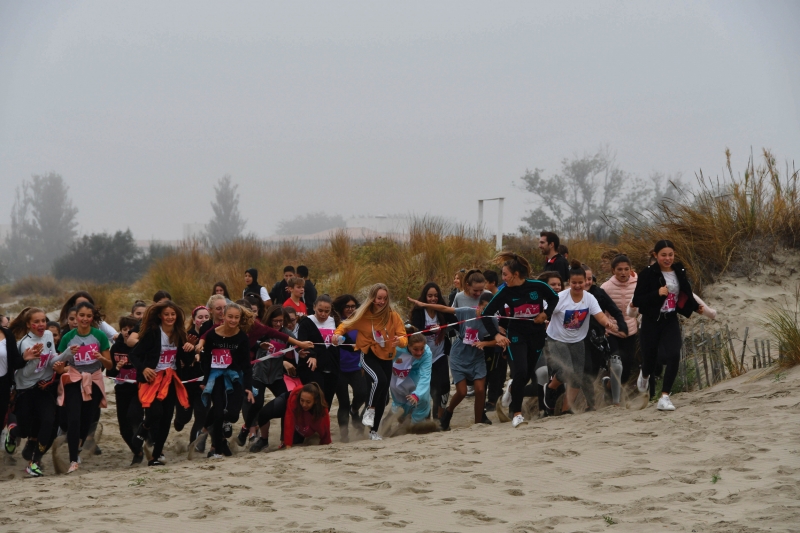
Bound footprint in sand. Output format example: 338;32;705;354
454;509;506;524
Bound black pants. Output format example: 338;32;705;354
142;386;177;459
114;384;143;452
12;385;57;454
507;335;543;414
243;379;287;429
205;377;244;451
486;350;507;405
429;355;451;414
174;382;209;442
360;351;393;432
581;337;607;409
335;369;368;427
62;382;103;463
0;374;12;428
640;314;681;395
256;392;306;445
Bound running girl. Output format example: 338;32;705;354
57;301;113;473
481;252;560;427
408;292;496;429
632;240;701;411
389;328;432;425
296;295;340;407
331;294;368;440
253;382;331;449
199;303;255;458
127;301;195;466
544;261;618;415
0;320;24;457
107;315;144;465
7;308;70;476
600;255;639;406
408;283;454;421
333;283;407;441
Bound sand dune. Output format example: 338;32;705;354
1;365;799;532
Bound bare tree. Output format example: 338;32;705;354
517;147;683;238
205;174;246;246
1;172;78;277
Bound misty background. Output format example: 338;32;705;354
2;1;799;244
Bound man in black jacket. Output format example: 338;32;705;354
539;231;570;282
269;266;295;304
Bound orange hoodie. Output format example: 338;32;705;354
334;310;407;360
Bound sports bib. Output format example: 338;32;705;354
211;348;232;369
74;344;99;366
156;349;177;371
514;303;541;318
35;352;51;373
463;328;480;346
319;328;335;347
118;367;137;381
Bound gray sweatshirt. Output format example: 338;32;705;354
15;331;71;390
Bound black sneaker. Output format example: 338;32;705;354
174;418;186;432
480;413;492;425
249;437;268;453
130;453;143;466
148;458;165;466
544;384;558;412
349;407;363;427
94;446;102;455
222;422;233;439
236;427;248;447
484;401;496;411
219;439;233;457
21;440;37;461
131;424;147;454
439;409;453;431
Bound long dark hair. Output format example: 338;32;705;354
263;305;284;329
414;282;449;342
332;294;360;322
295;382;328;420
59;291;104;326
213;281;231;299
8;307;46;340
139;300;187;346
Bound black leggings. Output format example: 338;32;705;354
114;384;143;452
640;314;681;395
204;377;244;451
242;379;287;429
506;336;543;414
360;351;393;432
0;374;12;428
486;350;507;405
174;382;209;442
142;386;177;459
256;393;305;445
335;370;368;427
429;355;451;412
62;382;103;463
11;386;57;455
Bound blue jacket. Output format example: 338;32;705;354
390;345;432;401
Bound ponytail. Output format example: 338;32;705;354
568;260;586;279
492;251;532;280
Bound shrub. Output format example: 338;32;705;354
9;274;63;297
53;230;148;283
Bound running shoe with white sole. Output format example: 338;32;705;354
369;431;383;441
26;462;44;477
466;385;475;397
501;380;513;408
512;414;526;428
67;461;79;474
4;429;16;455
362;408;375;428
657;395;676;411
222;421;233;438
637;369;649;393
207;451;224;459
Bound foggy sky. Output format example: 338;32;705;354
1;1;799;240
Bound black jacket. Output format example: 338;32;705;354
587;285;628;335
269;280;288;304
296;316;339;373
544;254;570;282
128;327;195;384
632;261;699;319
0;326;25;376
303;280;317;307
107;334;133;379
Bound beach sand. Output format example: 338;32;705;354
1;363;798;532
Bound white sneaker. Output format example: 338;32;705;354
637;370;649;393
369;431;383;441
512;414;526;428
657;395;675;411
67;461;79;474
501;380;513;408
362;408;375;428
466;386;475;397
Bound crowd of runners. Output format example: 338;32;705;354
0;234;714;477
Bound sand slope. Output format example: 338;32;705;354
2;366;799;533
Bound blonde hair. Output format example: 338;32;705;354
206;294;226;309
342;283;393;330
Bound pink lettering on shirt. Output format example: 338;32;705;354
318;328;335;347
514;303;541;318
661;293;677;313
463;328;479;346
35;352;51;373
156;349;177;371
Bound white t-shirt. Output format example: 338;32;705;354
155;327;178;371
308;315;336;346
424;312;446;363
661;271;679;313
0;338;7;377
546;290;602;343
